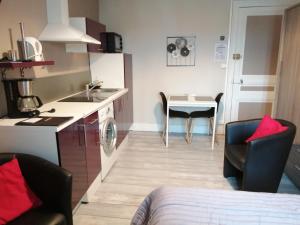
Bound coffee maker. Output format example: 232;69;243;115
3;79;43;118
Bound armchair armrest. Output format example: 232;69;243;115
17;154;73;225
225;119;260;145
246;129;295;169
243;128;296;192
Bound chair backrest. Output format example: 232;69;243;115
215;93;224;112
159;92;167;115
0;153;73;225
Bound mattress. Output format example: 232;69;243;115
131;187;300;225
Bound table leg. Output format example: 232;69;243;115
166;100;169;147
212;106;217;150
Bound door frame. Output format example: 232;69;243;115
224;0;299;124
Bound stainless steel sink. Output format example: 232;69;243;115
59;88;120;103
91;88;120;93
89;88;120;98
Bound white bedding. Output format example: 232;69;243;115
131;187;300;225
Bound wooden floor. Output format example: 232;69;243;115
73;131;300;225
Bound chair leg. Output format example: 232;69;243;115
187;118;193;143
162;118;167;138
185;118;190;143
207;118;210;135
223;156;239;178
209;118;213;135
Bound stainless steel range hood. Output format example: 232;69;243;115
39;0;101;44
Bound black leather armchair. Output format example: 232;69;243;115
0;153;73;225
223;119;296;193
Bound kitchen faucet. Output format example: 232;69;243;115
85;80;103;94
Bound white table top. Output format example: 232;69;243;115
168;95;217;107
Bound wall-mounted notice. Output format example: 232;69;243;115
214;41;228;62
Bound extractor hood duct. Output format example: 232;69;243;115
39;0;101;44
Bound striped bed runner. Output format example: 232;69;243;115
131;187;300;225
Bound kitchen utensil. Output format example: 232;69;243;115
40;108;56;114
7;50;17;61
19;22;28;60
167;43;176;53
8;28;17;61
181;47;190;57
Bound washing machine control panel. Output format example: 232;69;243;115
98;102;114;123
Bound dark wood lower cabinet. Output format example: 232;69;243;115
113;53;133;148
124;54;134;127
114;95;126;148
57;112;101;209
57;119;88;209
114;92;133;148
84;112;101;185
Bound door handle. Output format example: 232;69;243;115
233;53;242;60
233;79;244;85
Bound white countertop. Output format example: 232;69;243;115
0;88;128;132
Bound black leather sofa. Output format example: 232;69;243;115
223;119;296;193
0;153;73;225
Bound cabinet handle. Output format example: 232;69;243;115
95;130;100;145
78;124;86;148
295;165;300;171
89;118;99;125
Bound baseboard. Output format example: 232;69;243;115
131;122;225;134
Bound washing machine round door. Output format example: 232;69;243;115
101;117;117;156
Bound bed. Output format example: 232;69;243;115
131;187;300;225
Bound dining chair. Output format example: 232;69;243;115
159;92;190;141
188;93;223;140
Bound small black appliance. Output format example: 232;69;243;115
100;32;123;53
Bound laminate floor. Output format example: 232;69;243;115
73;132;300;225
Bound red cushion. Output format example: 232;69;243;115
0;158;42;225
246;115;288;142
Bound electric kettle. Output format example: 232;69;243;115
18;37;44;61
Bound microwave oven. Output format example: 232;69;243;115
100;32;123;53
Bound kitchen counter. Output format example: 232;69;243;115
0;88;128;131
0;88;128;164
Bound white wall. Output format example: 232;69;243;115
99;0;231;133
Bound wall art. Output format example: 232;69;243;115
166;36;196;66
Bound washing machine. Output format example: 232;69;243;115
98;102;118;180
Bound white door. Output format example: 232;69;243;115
228;6;284;121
